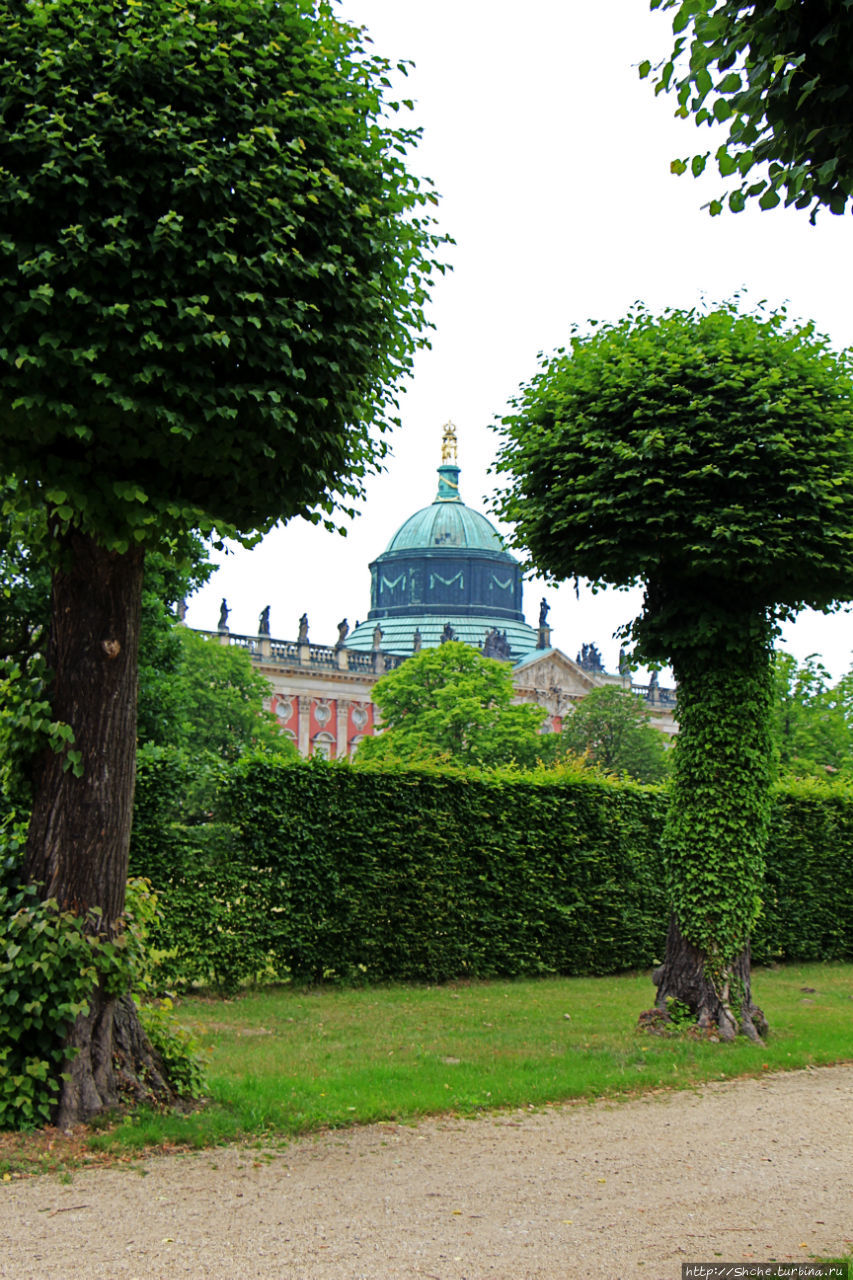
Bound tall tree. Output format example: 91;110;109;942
773;650;853;780
356;642;549;769
0;0;443;1124
493;302;853;1039
141;627;294;764
644;0;853;219
558;686;670;783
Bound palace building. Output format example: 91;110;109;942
199;425;675;757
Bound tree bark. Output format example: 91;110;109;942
647;621;776;1042
24;529;176;1126
26;529;143;918
651;915;768;1042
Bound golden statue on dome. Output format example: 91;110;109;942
441;420;457;464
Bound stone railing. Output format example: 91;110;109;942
195;630;407;676
631;681;677;708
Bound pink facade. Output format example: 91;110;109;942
268;688;376;759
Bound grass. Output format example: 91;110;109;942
2;961;851;1178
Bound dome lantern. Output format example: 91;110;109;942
436;420;461;502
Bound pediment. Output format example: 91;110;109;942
512;648;601;698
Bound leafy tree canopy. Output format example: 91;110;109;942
558;686;671;783
644;0;853;220
0;0;446;1127
355;642;550;770
493;302;853;662
773;649;853;780
0;0;445;549
140;628;294;764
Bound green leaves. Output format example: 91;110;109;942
647;0;853;220
492;301;853;656
0;882;95;1127
558;686;671;783
0;874;206;1126
492;300;853;975
128;752;852;992
772;650;853;780
0;0;448;546
140;628;297;764
355;642;549;770
664;641;776;963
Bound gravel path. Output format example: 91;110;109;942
2;1064;851;1280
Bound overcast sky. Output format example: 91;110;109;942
185;0;853;680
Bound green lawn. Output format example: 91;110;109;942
93;961;853;1156
2;962;850;1176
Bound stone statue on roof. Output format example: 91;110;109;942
485;628;511;660
577;642;605;674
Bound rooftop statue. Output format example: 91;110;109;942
576;641;605;673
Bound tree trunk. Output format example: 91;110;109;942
651;915;767;1042
646;618;776;1042
24;528;176;1126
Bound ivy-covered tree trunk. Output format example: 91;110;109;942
24;529;175;1127
652;637;775;1041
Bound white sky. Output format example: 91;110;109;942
185;0;853;681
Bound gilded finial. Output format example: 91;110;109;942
441;420;457;464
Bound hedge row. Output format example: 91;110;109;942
129;754;853;990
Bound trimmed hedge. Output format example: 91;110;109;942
129;754;853;990
758;781;853;964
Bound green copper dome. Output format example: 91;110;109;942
346;425;541;662
384;464;509;555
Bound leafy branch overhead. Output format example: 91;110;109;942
643;0;853;220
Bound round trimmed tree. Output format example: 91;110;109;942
493;302;853;1039
0;0;444;1124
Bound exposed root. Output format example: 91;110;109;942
56;990;178;1131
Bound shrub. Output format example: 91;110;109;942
0;871;206;1130
0;881;96;1128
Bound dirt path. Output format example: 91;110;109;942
2;1064;851;1280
